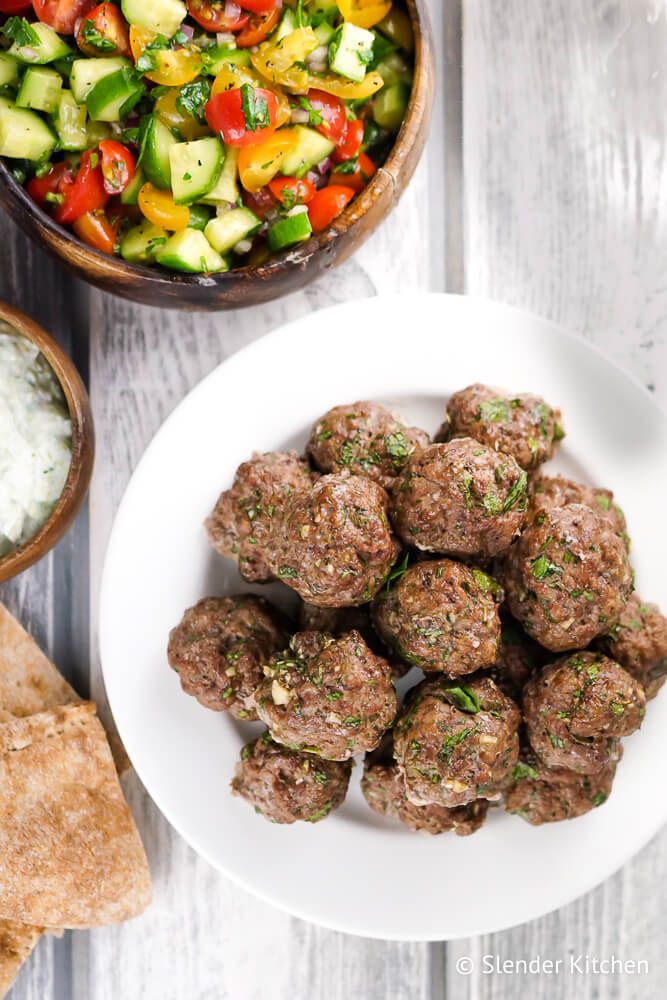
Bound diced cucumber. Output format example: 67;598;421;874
0;102;57;160
267;211;312;252
204;207;261;254
169;137;224;205
199;146;239;204
377;9;414;53
307;0;338;20
187;203;213;231
86;68;145;122
120;221;169;264
139;115;177;189
16;67;62;114
328;23;374;83
121;0;186;36
373;81;409;131
53;91;88;151
314;21;335;46
120;167;145;205
202;45;251;75
70;57;131;105
155;229;227;273
85;120;112;144
0;54;19;89
376;52;412;87
280;126;334;178
275;9;297;42
9;22;71;66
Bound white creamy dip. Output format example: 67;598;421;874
0;321;72;557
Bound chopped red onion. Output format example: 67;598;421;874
290;108;310;124
179;23;194;40
317;156;332;175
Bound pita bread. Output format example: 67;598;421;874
0;919;43;999
0;703;151;929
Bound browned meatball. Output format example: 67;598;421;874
232;733;351;824
371;559;502;676
299;600;410;678
391;439;528;559
528;474;629;547
444;383;564;470
488;616;549;701
205;451;313;583
503;750;617;825
362;758;488;835
255;630;397;761
523;652;645;774
393;675;520;807
307;401;429;489
269;474;400;607
167;595;288;720
597;594;667;699
502;504;633;651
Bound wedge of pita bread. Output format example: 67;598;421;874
0;919;43;999
0;703;151;929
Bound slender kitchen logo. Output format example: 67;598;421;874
455;954;650;976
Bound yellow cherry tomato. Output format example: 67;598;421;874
154;89;209;141
336;0;391;29
138;183;190;231
129;26;202;86
307;70;384;100
238;131;297;193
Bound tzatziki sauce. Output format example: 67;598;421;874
0;321;72;557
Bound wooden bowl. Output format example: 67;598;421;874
0;1;433;312
0;300;94;582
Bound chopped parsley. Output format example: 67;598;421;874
530;555;562;580
472;568;500;596
241;83;270;132
438;727;474;761
299;95;323;127
511;761;539;781
177;79;211;122
503;470;528;512
80;19;116;52
277;565;298;579
384;550;410;590
2;16;39;47
443;686;481;714
479;398;509;422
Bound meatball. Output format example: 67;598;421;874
269;473;400;607
391;439;527;559
255;630;397;761
362;757;488;835
299;601;410;678
528;474;629;546
488;616;548;701
167;595;288;720
393;675;520;807
231;733;351;824
502;503;633;651
307;401;429;489
503;750;617;825
444;383;564;470
371;559;502;676
205;451;313;583
522;652;645;774
597;594;667;699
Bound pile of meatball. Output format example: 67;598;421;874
167;386;667;832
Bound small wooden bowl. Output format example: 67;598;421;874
0;300;94;583
0;0;433;311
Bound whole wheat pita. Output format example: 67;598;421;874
0;919;43;999
0;703;151;929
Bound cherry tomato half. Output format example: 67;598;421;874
306;90;347;144
236;7;280;47
56;149;109;225
333;118;364;163
307;184;354;234
239;0;281;12
205;87;278;147
26;161;72;207
242;186;276;220
138;182;190;230
0;1;32;13
331;151;376;193
268;175;315;207
72;209;117;254
186;0;248;32
75;2;131;58
98;139;135;195
32;0;95;34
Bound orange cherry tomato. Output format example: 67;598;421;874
331;152;376;193
236;8;280;47
129;26;202;86
76;2;131;58
238;131;296;192
307;185;354;234
268;175;315;207
32;0;95;34
72;209;118;254
335;0;391;30
333;118;364;162
138;183;190;231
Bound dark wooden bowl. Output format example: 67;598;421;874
0;0;433;312
0;300;94;582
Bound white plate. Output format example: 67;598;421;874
100;294;667;941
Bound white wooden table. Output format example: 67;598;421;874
3;2;667;997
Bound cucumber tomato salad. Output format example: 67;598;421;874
0;1;414;274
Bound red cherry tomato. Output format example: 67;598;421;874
268;175;315;207
238;0;281;12
205;87;278;147
242;186;276;220
98;139;135;194
55;149;109;224
186;0;249;32
32;0;96;34
306;90;347;144
0;1;32;13
333;118;364;163
307;185;354;234
75;2;131;58
72;209;118;254
26;161;73;207
236;7;280;47
331;152;376;193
